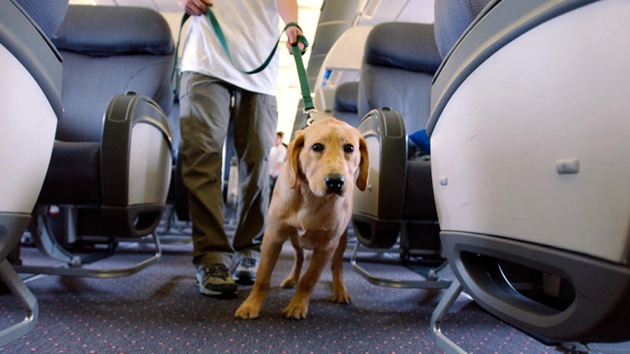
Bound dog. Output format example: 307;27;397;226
234;117;369;320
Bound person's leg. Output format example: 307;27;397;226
179;72;235;295
230;89;278;283
269;175;278;201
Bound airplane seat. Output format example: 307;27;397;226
428;0;630;348
350;22;451;288
17;5;175;278
351;22;442;257
0;0;67;345
331;81;360;127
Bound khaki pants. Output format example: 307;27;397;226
179;72;277;267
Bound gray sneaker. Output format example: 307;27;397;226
196;264;237;297
232;257;258;285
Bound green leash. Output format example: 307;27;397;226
170;7;316;118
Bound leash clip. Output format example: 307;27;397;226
304;108;318;127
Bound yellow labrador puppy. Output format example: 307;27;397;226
235;117;369;320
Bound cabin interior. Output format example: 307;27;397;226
2;0;630;352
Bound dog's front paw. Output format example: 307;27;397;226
332;288;351;304
282;301;308;320
234;302;260;320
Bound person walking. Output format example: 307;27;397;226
178;0;305;297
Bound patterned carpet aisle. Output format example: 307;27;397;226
1;228;559;353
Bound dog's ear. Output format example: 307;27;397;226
356;135;369;191
287;131;305;189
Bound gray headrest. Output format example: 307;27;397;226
365;22;442;74
434;0;490;58
52;5;173;56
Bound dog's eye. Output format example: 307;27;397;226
344;144;354;153
312;143;324;152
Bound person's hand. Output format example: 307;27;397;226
180;0;213;16
285;25;305;55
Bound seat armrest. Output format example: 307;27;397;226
352;108;407;248
100;92;173;236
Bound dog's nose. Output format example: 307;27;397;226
325;174;345;195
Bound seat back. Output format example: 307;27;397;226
357;22;442;132
52;5;174;143
13;0;68;39
331;81;360;127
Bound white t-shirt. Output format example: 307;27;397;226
180;0;280;96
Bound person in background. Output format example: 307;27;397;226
268;131;287;198
178;0;305;297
